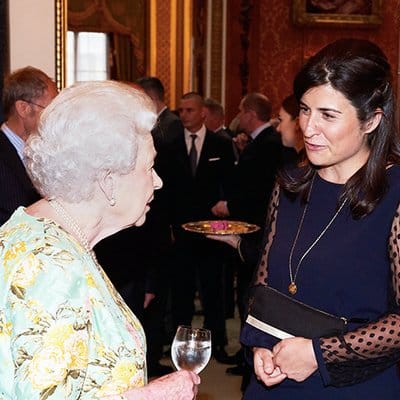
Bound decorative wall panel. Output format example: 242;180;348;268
155;1;172;105
209;0;224;102
151;0;191;109
225;0;400;122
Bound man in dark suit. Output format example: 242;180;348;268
203;97;238;318
203;98;234;139
204;97;241;164
136;77;183;376
165;92;236;362
0;66;57;225
211;92;284;383
136;76;182;148
212;92;283;230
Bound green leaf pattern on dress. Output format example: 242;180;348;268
0;208;146;399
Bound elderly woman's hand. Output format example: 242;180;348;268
104;370;200;400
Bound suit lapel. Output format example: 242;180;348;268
174;133;192;176
196;131;212;174
240;127;270;159
0;131;33;188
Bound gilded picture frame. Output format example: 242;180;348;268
293;0;383;28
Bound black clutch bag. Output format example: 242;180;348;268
246;285;348;339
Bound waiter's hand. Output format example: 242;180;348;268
206;234;240;249
144;292;155;309
211;200;230;218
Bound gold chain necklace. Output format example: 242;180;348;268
288;174;347;295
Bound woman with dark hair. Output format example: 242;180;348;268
276;95;301;150
209;38;400;399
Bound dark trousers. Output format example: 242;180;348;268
94;227;147;322
235;255;257;392
236;256;256;324
144;285;169;366
171;234;228;347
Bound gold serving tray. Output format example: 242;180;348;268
182;220;260;235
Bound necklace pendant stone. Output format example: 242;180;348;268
288;282;297;295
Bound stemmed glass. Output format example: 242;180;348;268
171;325;212;374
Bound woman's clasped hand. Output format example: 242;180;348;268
253;337;317;386
253;348;287;386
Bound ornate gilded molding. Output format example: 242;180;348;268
55;0;67;90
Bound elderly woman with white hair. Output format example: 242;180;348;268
0;81;199;399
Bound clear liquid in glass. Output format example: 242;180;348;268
172;339;211;374
171;326;212;374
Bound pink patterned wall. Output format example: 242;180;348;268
225;0;400;122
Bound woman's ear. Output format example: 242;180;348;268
364;109;383;134
98;171;116;206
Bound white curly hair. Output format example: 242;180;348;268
24;80;156;202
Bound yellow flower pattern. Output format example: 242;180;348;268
0;208;146;399
86;272;97;288
97;359;139;396
4;241;26;262
12;253;42;291
28;345;70;391
0;312;12;336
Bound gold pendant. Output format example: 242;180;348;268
288;282;297;295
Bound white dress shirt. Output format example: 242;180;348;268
1;122;25;160
250;121;272;141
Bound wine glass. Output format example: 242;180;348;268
171;325;212;374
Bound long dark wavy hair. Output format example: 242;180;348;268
280;38;400;219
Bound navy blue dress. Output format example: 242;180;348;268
242;166;400;399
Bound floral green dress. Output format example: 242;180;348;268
0;207;147;399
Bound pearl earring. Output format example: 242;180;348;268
110;197;116;206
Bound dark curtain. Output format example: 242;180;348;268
68;0;146;81
109;33;137;82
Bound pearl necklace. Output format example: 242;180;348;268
288;174;347;295
49;199;140;333
49;199;92;254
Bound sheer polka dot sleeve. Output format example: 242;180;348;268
318;204;400;386
254;183;280;286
